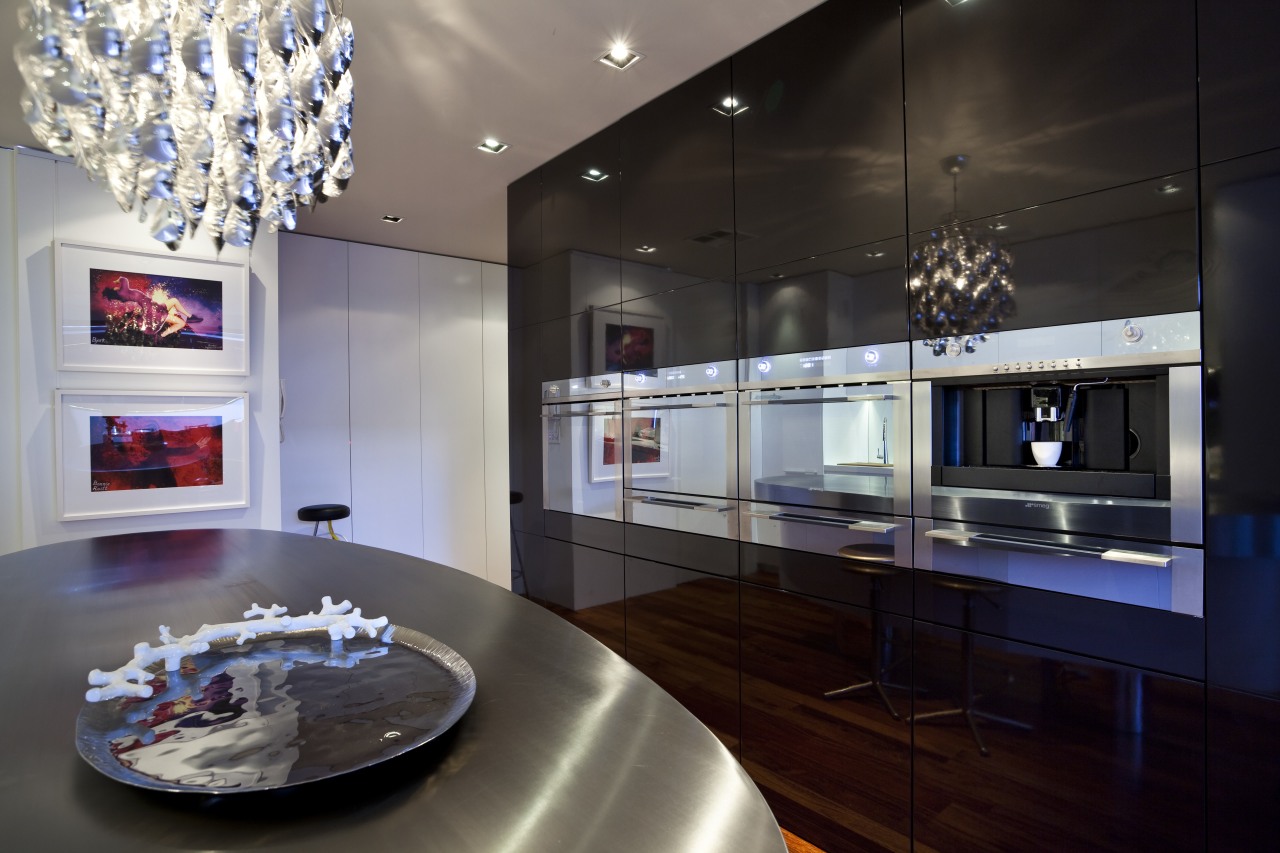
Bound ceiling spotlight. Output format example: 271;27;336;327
636;245;657;253
581;168;610;182
711;96;748;117
944;0;972;6
477;138;509;154
598;45;644;71
988;222;1009;231
865;250;886;258
381;215;403;224
1156;183;1182;194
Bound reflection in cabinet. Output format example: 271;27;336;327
619;278;737;370
508;168;543;327
1198;0;1280;164
530;537;625;657
1207;687;1280;851
741;583;910;853
912;621;1204;852
620;62;735;292
902;0;1196;232
624;557;740;752
732;0;904;272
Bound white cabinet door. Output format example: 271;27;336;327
350;243;424;557
419;253;484;573
278;234;353;540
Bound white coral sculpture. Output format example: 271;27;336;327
86;596;391;703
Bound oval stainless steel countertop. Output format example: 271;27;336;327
0;528;785;853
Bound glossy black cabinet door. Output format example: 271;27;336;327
544;510;623;554
732;0;904;273
508;323;544;536
741;583;911;852
507;169;543;328
1203;149;1280;699
741;541;912;617
907;173;1198;345
902;0;1196;233
624;558;740;752
528;538;626;657
536;306;622;382
1207;687;1280;851
540;125;622;320
1199;0;1280;165
620;62;735;295
913;621;1205;852
739;241;907;357
620;278;737;369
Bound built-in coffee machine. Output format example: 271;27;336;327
912;312;1203;615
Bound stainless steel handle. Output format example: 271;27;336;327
540;410;618;418
625;495;732;513
924;529;1172;567
625;401;729;411
743;394;896;406
741;510;896;532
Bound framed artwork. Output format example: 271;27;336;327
588;412;671;483
590;309;668;375
55;240;249;375
55;390;250;521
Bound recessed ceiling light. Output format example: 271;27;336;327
711;96;748;117
477;138;508;154
381;215;402;223
944;0;972;6
1156;183;1182;194
770;273;785;279
865;250;886;258
598;44;643;71
581;168;609;182
988;222;1009;231
636;245;656;253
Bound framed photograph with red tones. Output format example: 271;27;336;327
55;240;249;375
588;411;670;483
55;390;249;520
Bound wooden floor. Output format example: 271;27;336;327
783;828;826;853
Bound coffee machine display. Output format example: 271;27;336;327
912;312;1204;615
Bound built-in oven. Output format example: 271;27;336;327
737;342;913;565
541;372;623;523
621;358;739;540
911;311;1203;615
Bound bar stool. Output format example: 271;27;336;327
911;576;1031;756
297;504;350;540
823;546;908;720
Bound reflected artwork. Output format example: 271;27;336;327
602;416;663;465
604;323;656;371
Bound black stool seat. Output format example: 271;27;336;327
298;504;350;523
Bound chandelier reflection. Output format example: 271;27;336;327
13;0;355;251
908;156;1016;357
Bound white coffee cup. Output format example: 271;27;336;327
1030;441;1063;467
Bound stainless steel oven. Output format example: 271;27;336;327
738;342;912;516
621;358;739;539
911;311;1203;615
541;372;623;522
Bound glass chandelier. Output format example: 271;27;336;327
908;155;1016;357
13;0;355;250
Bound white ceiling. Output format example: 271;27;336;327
0;0;825;264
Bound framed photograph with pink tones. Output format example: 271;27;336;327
55;390;249;521
55;240;249;375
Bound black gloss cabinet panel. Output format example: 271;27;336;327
539;126;623;320
1203;149;1280;699
738;242;908;358
624;558;740;753
731;0;905;273
1207;687;1280;852
619;278;737;369
1198;0;1280;165
527;538;626;658
741;584;911;853
912;622;1205;853
619;61;735;295
902;0;1197;233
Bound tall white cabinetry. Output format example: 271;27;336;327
278;234;510;587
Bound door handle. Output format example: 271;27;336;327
742;510;896;532
925;529;1172;567
625;495;733;513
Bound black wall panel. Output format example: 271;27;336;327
1199;0;1280;164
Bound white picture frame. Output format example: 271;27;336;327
588;411;671;483
55;240;249;375
55;390;250;521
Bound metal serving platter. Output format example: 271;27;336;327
75;625;475;794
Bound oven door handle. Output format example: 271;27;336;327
540;410;618;418
924;529;1172;567
743;394;897;406
742;510;896;532
625;495;733;513
624;401;730;412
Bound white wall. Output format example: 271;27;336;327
278;233;511;588
0;147;280;555
0;149;20;555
